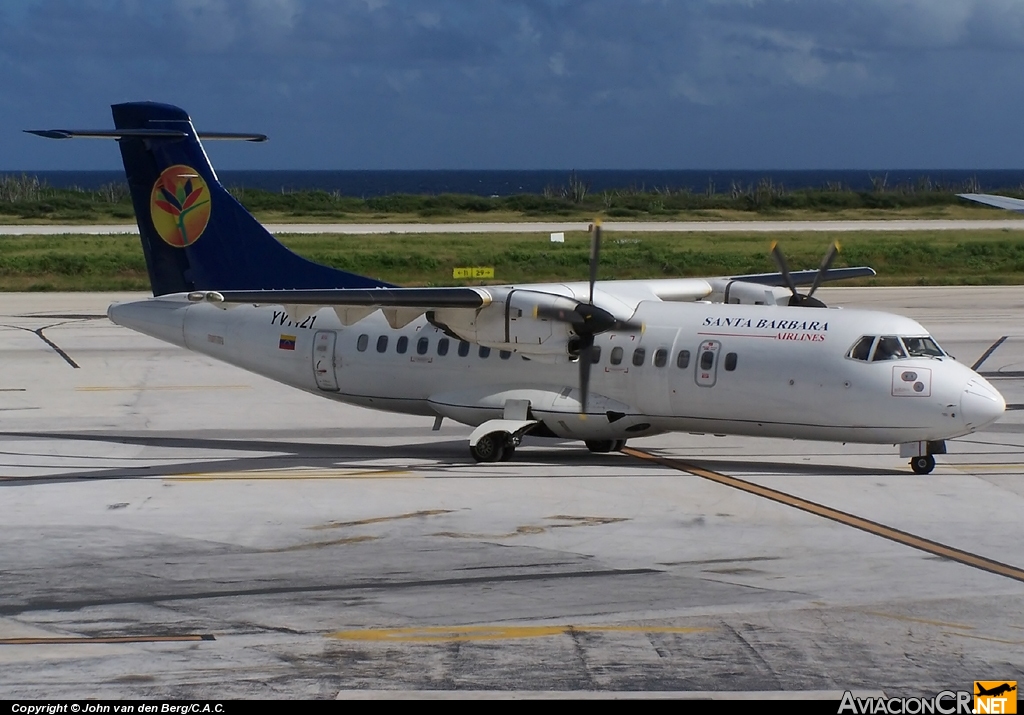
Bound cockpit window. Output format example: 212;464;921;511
902;336;944;358
848;335;945;362
872;336;906;361
847;336;874;361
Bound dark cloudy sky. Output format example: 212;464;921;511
5;0;1024;170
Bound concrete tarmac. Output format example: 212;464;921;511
0;289;1022;699
2;218;1024;235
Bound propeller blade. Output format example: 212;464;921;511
788;293;827;308
578;336;595;413
589;220;602;305
807;241;840;299
770;241;799;298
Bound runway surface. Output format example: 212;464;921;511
2;218;1024;235
0;288;1022;698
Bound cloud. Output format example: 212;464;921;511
4;1;1024;169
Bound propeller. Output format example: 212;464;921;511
531;220;641;412
577;220;604;413
770;240;841;308
577;221;643;412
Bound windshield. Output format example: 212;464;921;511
846;335;946;362
902;336;945;358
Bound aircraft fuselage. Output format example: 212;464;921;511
109;294;1004;446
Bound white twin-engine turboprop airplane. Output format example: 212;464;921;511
29;102;1006;473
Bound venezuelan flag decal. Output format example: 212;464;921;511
150;165;212;248
279;335;297;351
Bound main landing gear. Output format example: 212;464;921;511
585;439;626;453
469;432;518;462
468;433;628;462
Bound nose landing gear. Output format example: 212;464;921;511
901;440;944;474
910;454;935;475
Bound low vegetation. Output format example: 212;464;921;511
3;230;1024;291
0;173;1020;223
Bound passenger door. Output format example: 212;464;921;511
312;330;340;391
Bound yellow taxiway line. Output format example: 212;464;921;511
623;447;1024;584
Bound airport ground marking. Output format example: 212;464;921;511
622;447;1024;585
328;624;713;643
972;335;1008;371
0;634;215;645
858;610;974;630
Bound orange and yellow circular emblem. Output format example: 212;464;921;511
150;165;212;247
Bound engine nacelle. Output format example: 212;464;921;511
707;279;790;306
431;289;586;356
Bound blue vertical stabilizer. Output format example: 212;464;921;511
106;101;392;296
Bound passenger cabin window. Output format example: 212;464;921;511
458;341;470;357
610;346;624;365
479;346;491;358
632;348;646;367
417;337;429;355
438;338;450;356
872;336;906;361
700;350;715;370
376;335;388;353
590;346;602;364
654;349;668;368
724;352;738;371
847;336;874;361
677;350;691;369
356;334;369;352
396;336;408;354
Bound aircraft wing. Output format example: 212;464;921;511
205;286;488;309
727;266;875;286
958;193;1024;213
198;286;491;329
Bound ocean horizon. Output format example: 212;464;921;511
4;169;1023;197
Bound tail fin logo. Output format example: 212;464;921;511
150;165;212;247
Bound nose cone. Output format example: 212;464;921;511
961;377;1006;430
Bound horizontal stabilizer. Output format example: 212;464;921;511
958;193;1024;213
25;129;267;142
730;266;875;287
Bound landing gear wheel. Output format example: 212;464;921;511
470;432;506;463
910;455;935;475
611;439;626;451
586;440;616;453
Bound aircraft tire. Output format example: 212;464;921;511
585;440;616;453
470;432;506;463
910;455;935;475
